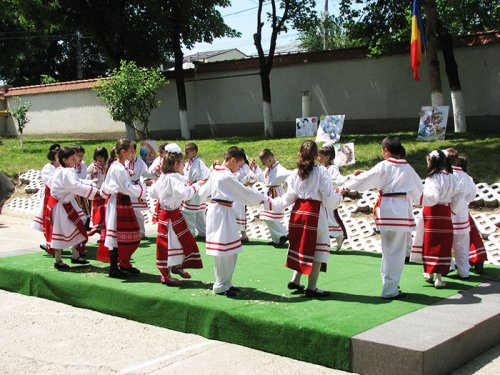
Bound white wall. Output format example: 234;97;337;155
4;43;499;138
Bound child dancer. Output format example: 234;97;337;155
150;143;204;286
97;139;146;278
86;146;108;236
410;150;464;289
202;146;268;296
255;148;290;247
317;142;347;250
182;143;210;240
148;143;168;180
456;155;488;274
73;145;93;232
233;149;257;243
270;140;342;297
344;136;423;299
33;144;60;253
45;147;99;269
125;143;152;238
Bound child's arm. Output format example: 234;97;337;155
343;162;384;192
65;170;99;200
116;168;146;200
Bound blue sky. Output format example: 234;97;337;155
183;0;338;56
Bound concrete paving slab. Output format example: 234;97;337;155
351;282;500;375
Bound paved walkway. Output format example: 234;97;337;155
0;214;498;374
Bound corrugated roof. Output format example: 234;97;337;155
4;78;103;97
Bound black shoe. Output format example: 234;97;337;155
109;269;129;279
71;257;89;265
305;288;331;297
278;235;288;247
217;289;238;297
405;256;410;264
382;292;407;300
40;244;48;251
120;266;141;274
230;286;241;292
54;261;70;270
287;282;305;291
195;235;206;242
474;262;484;274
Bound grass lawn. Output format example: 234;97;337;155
1;132;499;182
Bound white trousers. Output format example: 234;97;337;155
135;210;145;236
213;254;238;294
265;220;288;244
380;231;409;298
452;232;470;278
183;210;207;237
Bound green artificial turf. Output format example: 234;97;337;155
0;240;498;370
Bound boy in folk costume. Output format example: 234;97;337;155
233;149;258;243
317;142;348;250
86;146;109;236
254;148;291;247
344;136;423;299
97;139;147;279
182;143;210;240
33;144;60;254
444;149;477;279
150;143;205;286
125;143;153;238
148;143;168;180
201;146;269;296
410;150;464;289
45;147;99;270
270;140;342;297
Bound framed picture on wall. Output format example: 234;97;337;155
315;114;345;143
417;106;449;141
295;117;317;137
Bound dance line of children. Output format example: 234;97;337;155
33;136;488;299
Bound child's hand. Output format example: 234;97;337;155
92;178;99;184
353;169;364;176
198;180;207;186
212;160;221;167
129;170;135;176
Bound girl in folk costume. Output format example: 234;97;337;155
150;143;205;286
410;150;464;289
97;139;146;279
456;155;488;275
254;148;291;247
33;144;60;254
148;143;168;180
86;146;109;236
317;142;348;250
344;136;423;299
124;143;153;238
233;149;258;243
73;145;92;230
270;140;342;298
182;143;210;239
45;147;99;270
201;146;268;296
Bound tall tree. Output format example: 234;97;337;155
253;0;317;137
336;0;498;132
155;0;239;139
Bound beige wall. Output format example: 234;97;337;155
4;43;499;139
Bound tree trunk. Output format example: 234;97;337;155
423;0;443;106
19;135;23;151
125;123;136;140
260;71;274;137
173;34;191;140
437;20;466;132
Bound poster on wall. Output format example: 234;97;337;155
315;114;345;143
139;140;157;167
295;117;317;137
334;142;356;167
416;106;449;141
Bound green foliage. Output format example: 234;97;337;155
9;97;31;134
94;60;166;140
40;74;57;84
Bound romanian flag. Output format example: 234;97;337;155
411;0;426;81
